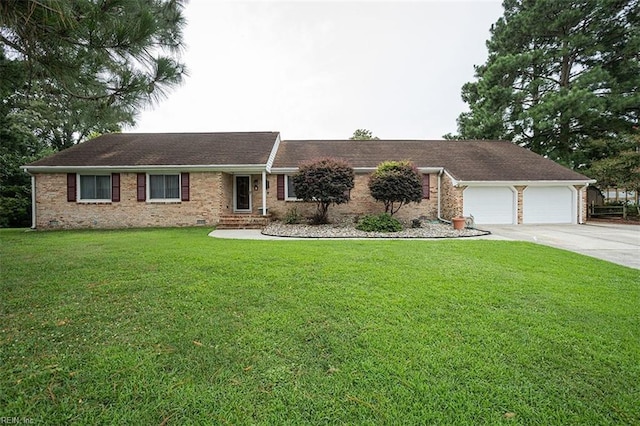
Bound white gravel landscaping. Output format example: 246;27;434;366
262;220;490;239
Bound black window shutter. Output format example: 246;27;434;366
67;173;76;202
277;175;285;200
137;173;146;201
111;173;120;202
422;174;430;199
181;173;190;201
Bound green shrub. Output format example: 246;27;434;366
283;206;302;224
356;213;402;232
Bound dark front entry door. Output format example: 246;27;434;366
235;175;251;211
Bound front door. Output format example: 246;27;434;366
234;175;251;212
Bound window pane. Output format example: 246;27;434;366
286;175;297;198
80;175;95;199
150;175;164;199
149;174;179;199
165;175;179;199
79;175;110;200
96;176;111;199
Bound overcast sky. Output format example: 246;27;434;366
132;0;504;140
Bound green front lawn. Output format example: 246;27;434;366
1;228;638;424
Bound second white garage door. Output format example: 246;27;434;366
463;186;516;224
523;186;574;224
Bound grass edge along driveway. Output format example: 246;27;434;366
1;228;638;424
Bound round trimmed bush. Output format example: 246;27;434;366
356;213;403;232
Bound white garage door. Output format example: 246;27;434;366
463;187;516;224
523;186;574;224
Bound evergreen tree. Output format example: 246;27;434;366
453;0;640;168
587;130;640;194
0;0;187;226
1;0;186;120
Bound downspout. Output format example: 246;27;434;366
261;170;267;216
437;168;450;223
30;173;36;229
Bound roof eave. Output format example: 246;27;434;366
21;164;269;173
453;179;596;186
269;166;444;174
265;133;281;173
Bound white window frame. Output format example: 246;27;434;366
147;173;181;202
77;174;111;203
285;175;302;201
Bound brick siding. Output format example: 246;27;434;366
267;173;440;223
35;172;223;229
577;185;588;223
33;171;589;229
439;173;463;220
514;185;526;224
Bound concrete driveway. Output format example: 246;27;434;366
481;223;640;269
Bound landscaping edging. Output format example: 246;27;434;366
262;221;490;239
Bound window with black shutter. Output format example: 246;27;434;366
422;174;430;199
67;173;77;202
111;173;120;202
181;173;190;201
137;173;146;201
277;175;285;200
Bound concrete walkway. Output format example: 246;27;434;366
209;223;640;269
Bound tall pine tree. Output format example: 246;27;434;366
0;0;188;226
453;0;639;168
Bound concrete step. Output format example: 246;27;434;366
217;214;270;230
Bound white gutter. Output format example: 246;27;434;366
261;134;281;215
451;179;596;186
268;166;444;174
443;169;458;186
268;167;298;174
21;164;270;173
265;133;281;173
436;169;449;223
30;174;36;229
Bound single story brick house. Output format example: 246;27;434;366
22;132;595;229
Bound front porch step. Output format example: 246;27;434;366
217;214;271;230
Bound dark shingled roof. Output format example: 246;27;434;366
272;140;591;182
26;132;280;167
26;133;592;182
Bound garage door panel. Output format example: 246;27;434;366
463;187;515;224
523;186;573;224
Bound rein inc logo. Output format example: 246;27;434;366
0;419;34;424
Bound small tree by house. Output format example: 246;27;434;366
369;160;423;216
291;158;355;224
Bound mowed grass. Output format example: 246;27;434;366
1;228;639;425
